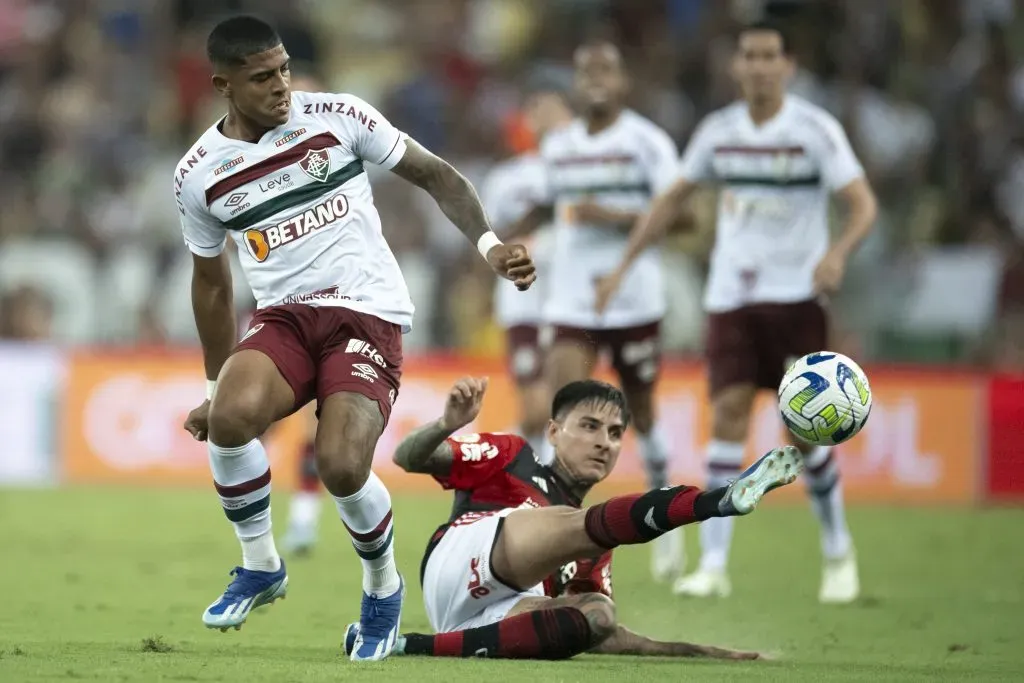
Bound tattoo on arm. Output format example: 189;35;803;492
391;139;491;244
392;418;455;476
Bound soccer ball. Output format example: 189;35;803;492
778;352;872;447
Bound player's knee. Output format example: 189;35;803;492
315;444;372;495
208;394;268;446
574;593;617;645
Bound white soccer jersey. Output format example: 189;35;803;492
678;95;865;313
540;110;678;329
480;153;551;328
173;91;415;331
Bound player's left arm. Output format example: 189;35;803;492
592;626;761;660
392;377;488;477
815;117;879;294
391;140;536;290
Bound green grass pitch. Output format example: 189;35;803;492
0;488;1022;682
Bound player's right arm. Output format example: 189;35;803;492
594;116;719;313
174;157;236;438
392;377;489;477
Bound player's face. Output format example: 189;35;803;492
523;92;572;140
217;44;292;128
550;401;625;485
573;45;627;115
734;31;792;102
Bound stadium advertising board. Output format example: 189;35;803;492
57;351;983;504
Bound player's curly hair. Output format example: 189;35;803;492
551;380;631;429
207;15;281;67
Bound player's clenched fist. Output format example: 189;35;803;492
486;243;536;291
440;377;489;431
184;399;211;442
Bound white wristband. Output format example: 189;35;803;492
476;231;502;260
206;380;217;400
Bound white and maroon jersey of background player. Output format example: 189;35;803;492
420;432;613;599
480;153;553;329
678;95;865;313
539;110;678;329
174;91;415;331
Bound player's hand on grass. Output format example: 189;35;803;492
184;400;211;442
813;248;847;294
593;270;624;315
441;377;488;431
688;643;762;660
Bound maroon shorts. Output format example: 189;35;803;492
551;321;661;389
235;304;403;424
505;324;544;385
706;299;828;397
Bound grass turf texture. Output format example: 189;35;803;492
0;489;1021;682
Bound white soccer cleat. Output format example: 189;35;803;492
819;552;859;604
672;569;731;598
720;446;803;516
650;527;684;582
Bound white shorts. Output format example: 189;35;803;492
422;508;545;633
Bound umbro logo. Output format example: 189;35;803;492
532;476;549;494
351;363;378;383
225;192;247;207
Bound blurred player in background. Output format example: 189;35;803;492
525;42;685;581
341;376;796;660
175;16;535;661
479;78;574;459
597;21;877;603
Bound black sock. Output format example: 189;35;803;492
694;488;728;520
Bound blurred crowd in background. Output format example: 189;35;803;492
0;0;1023;370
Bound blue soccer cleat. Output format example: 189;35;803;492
202;562;288;631
720;446;803;516
350;576;405;661
342;622;406;657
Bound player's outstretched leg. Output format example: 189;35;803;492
282;440;322;557
795;442;858;603
202;350;296;631
492;446;802;592
316;392;403;662
341;593;614;660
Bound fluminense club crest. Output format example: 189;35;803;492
298;148;331;182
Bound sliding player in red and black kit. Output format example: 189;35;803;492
341;377;801;660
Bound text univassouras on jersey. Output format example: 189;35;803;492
244;192;350;262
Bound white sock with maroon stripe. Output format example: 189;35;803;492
334;471;401;597
803;447;852;560
697;440;745;573
209;439;281;573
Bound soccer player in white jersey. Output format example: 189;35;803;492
173;17;535;661
530;42;684;581
596;22;878;604
480;82;573;458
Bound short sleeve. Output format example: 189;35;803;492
175;171;226;257
340;95;407;170
640;125;681;195
677;116;718;183
816;115;865;191
432;432;524;490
